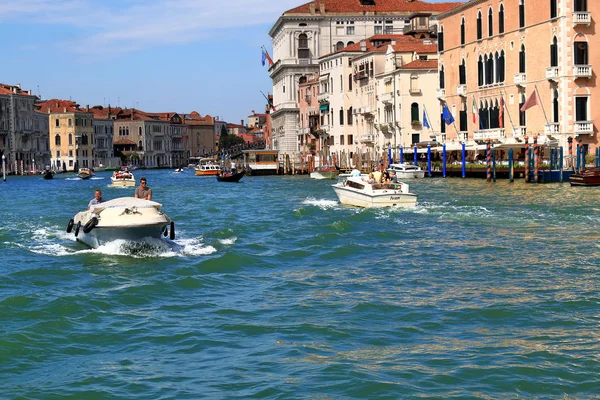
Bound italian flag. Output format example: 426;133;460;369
472;97;477;124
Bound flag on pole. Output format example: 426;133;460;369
261;49;267;66
442;104;455;125
261;47;274;67
472;97;477;124
260;90;275;111
499;97;504;128
520;90;538;112
423;109;430;129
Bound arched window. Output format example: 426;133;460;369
550;36;558;67
478;56;484;86
499;4;505;34
460;17;466;45
459;60;466;85
139;127;142;135
519;94;526;126
55;134;61;146
68;133;73;146
411;103;420;123
298;33;309;59
519;0;525;28
339;108;344;125
550;0;557;18
574;41;588;65
484;54;489;85
439;66;445;89
138;141;143;150
491;99;499;129
488;8;494;37
336;41;344;51
438;26;444;52
494;52;500;83
477;11;483;40
347;41;354;46
499;50;506;82
519;45;526;73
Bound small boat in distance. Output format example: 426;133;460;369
310;165;340;180
216;170;246;182
66;197;174;248
42;166;54;180
110;168;136;187
78;168;93;180
174;167;184;173
569;167;600;186
332;176;417;208
386;163;425;179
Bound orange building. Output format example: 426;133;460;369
438;0;597;162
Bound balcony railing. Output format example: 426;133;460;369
360;134;374;143
545;123;560;134
380;92;393;103
573;11;591;26
409;88;422;95
546;67;559;81
317;92;329;101
436;88;445;99
513;127;526;137
514;73;527;86
573;65;592;79
457;84;467;96
574;121;594;135
473;128;506;142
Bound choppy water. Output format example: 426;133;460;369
1;169;599;399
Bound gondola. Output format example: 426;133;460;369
216;170;246;182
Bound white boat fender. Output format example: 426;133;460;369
82;217;99;234
66;219;74;233
74;221;81;237
169;221;175;240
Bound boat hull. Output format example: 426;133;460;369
216;170;246;182
310;171;340;180
71;197;172;248
332;185;417;208
110;178;136;187
387;164;425;179
195;169;220;176
569;169;600;186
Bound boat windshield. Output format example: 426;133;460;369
373;183;403;190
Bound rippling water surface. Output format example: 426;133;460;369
1;169;599;398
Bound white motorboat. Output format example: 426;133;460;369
66;197;174;248
386;163;425;179
110;169;136;187
310;166;340;180
332;176;417;208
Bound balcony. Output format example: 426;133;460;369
545;123;560;135
457;84;467;97
360;134;374;143
317;92;329;101
380;92;393;104
473;128;506;142
573;65;592;79
409;88;422;95
436;88;445;100
514;73;527;87
574;121;594;135
573;11;591;26
513;127;526;137
301;127;309;134
546;67;559;81
304;95;312;103
355;70;368;80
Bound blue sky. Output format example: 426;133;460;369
0;0;452;123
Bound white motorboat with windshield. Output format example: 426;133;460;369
66;197;174;248
110;169;136;187
332;176;417;208
386;163;425;179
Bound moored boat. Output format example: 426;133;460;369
386;163;425;179
332;176;417;208
569;167;600;186
78;168;93;179
110;169;136;187
310;166;340;180
216;170;246;182
66;197;174;248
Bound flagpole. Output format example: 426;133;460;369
534;85;550;126
501;90;517;133
423;105;436;139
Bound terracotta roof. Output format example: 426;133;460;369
392;40;437;53
88;105;122;120
114;138;136;145
183;111;215;126
400;60;438;69
36;99;89;113
284;0;464;15
324;34;433;58
0;83;35;97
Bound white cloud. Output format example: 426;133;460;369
0;0;300;55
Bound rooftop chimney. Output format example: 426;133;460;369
360;40;367;52
309;2;315;14
319;3;325;14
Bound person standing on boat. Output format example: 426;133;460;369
134;177;152;200
231;160;237;174
88;190;103;210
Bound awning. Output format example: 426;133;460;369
319;103;329;112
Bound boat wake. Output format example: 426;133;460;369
22;226;217;258
301;197;340;209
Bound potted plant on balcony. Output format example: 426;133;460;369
411;120;421;126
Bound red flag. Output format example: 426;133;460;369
520;91;538;112
499;97;504;128
264;49;274;66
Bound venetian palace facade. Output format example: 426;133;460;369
437;0;597;159
268;0;461;152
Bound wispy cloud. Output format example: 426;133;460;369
0;0;299;56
